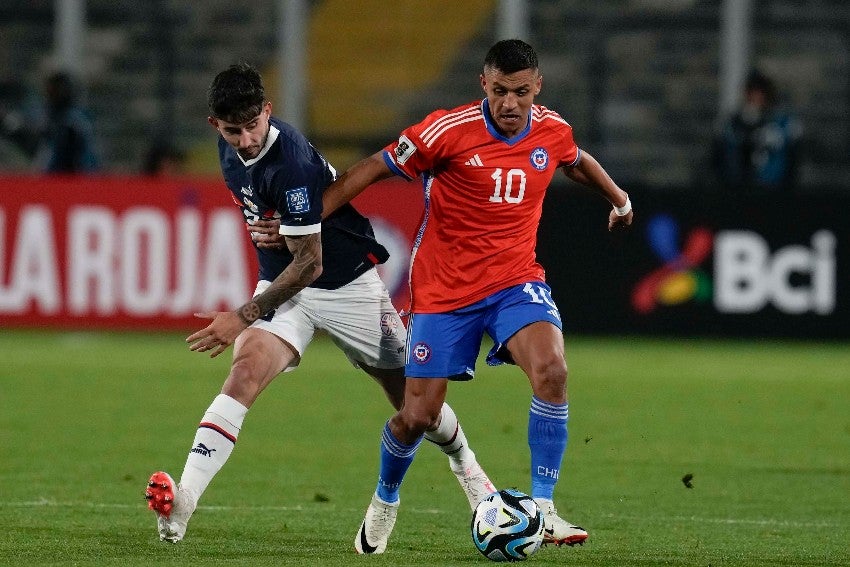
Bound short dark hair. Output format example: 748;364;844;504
745;69;777;106
484;39;538;74
45;71;75;110
207;62;265;123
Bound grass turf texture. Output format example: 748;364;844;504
1;330;848;566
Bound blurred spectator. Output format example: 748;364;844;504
0;88;40;162
142;140;186;176
712;69;802;192
0;71;100;173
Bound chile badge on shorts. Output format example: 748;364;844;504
411;342;432;364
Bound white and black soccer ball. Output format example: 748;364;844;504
471;488;544;562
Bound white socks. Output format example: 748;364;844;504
425;402;476;468
177;398;474;500
179;394;248;499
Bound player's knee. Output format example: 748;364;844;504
221;358;264;405
396;405;440;437
529;356;568;401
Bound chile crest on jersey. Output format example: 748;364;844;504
530;147;549;171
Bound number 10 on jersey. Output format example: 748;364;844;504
489;168;527;204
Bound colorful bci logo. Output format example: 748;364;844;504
632;214;837;316
632;214;713;314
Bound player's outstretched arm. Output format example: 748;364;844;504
322;152;394;219
563;151;633;231
247;232;323;318
186;232;322;357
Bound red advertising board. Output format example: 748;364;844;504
0;175;424;330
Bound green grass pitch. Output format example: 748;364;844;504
1;330;848;566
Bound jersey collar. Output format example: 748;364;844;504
481;99;532;145
239;124;280;167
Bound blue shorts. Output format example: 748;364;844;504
405;282;563;380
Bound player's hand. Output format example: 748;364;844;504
186;311;248;358
608;208;633;232
248;219;285;250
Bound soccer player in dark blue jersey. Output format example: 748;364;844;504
144;63;494;543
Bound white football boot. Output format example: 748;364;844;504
534;498;588;546
451;460;497;510
145;471;197;543
354;494;399;554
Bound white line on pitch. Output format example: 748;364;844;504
1;499;841;527
0;499;442;515
598;512;838;528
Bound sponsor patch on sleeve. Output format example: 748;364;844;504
285;186;310;214
394;135;417;165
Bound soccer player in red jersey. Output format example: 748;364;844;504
323;39;633;554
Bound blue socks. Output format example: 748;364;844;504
528;396;569;500
375;422;423;503
373;398;566;503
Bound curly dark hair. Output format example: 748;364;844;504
207;62;265;123
484;39;538;74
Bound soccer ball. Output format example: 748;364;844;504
471;488;544;562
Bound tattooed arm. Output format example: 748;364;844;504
186;232;322;358
237;232;322;325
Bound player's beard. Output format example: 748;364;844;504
238;146;261;160
237;126;270;160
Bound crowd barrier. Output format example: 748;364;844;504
1;176;845;338
539;187;845;338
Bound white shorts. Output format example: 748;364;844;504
250;268;406;371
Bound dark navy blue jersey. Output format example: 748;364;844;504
217;116;388;289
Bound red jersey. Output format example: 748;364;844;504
383;99;580;313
